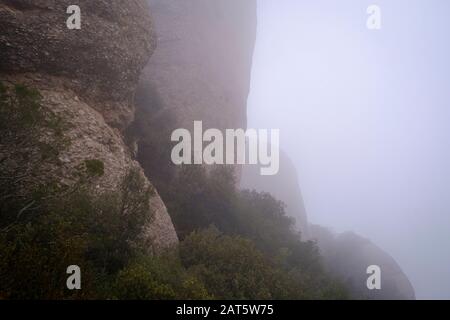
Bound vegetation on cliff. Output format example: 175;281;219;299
0;83;348;300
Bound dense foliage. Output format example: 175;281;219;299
0;169;153;299
0;82;348;299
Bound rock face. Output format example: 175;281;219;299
310;225;416;300
141;0;257;132
0;0;154;130
131;0;257;193
0;0;178;252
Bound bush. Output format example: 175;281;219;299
115;254;210;300
179;227;280;299
162;166;238;239
0;82;348;300
84;159;105;177
0;169;153;299
235;190;322;272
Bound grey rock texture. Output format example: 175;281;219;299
0;0;155;130
0;0;178;252
141;0;257;132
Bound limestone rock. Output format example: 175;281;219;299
0;0;178;252
0;0;155;130
141;0;257;132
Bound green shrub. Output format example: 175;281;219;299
0;82;349;300
161;165;238;239
84;159;105;177
115;254;210;300
0;169;153;299
179;227;277;299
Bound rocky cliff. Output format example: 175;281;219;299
131;0;257;197
0;0;178;251
140;0;257;132
1;0;415;300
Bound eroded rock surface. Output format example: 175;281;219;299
141;0;257;132
0;0;178;252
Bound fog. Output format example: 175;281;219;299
247;0;450;299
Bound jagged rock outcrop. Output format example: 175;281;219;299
140;0;257;132
240;149;309;237
310;225;416;300
0;0;178;251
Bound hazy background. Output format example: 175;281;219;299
247;0;450;299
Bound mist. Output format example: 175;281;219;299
247;0;450;299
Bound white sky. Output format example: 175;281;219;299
248;0;450;299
